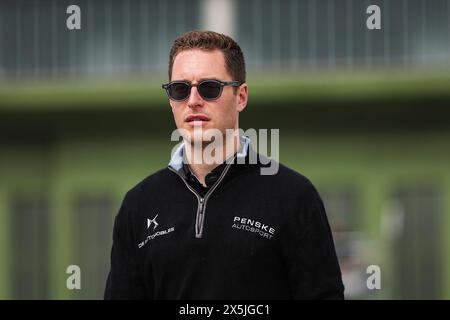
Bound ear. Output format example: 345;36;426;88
236;83;248;113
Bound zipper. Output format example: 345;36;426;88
168;156;235;238
196;198;204;237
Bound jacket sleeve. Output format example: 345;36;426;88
104;191;148;299
280;181;345;299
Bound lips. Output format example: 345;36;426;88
185;114;211;122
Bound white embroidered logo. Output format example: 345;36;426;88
147;214;159;231
138;214;175;249
232;216;276;240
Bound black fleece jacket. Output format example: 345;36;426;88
104;144;344;300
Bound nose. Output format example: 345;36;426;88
187;86;204;109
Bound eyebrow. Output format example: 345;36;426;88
172;77;223;83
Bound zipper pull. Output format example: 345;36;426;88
199;198;204;212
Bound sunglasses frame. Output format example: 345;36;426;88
162;79;243;101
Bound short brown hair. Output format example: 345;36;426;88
168;30;246;83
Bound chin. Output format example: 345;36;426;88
185;128;220;146
191;132;215;143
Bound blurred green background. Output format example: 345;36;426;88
1;0;450;299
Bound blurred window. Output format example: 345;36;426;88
392;185;442;299
11;193;49;299
72;194;114;299
235;0;450;69
320;186;373;299
321;187;359;231
0;0;201;79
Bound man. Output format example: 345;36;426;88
104;30;344;299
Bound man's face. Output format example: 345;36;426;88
169;49;248;144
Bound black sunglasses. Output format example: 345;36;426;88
162;79;243;101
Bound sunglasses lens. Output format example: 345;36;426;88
199;81;222;100
168;82;190;100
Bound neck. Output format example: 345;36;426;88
184;132;241;186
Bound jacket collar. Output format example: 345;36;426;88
168;135;251;174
